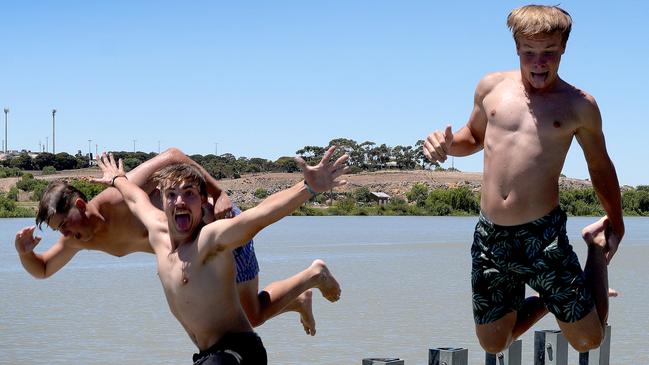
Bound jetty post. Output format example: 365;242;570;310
429;347;468;365
362;358;404;365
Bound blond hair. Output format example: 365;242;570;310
153;163;207;197
507;5;572;45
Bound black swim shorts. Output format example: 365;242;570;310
471;206;594;325
193;332;267;365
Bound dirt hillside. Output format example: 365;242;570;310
1;168;593;206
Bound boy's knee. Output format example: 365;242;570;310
569;330;604;353
478;334;511;354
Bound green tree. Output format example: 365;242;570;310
10;152;34;170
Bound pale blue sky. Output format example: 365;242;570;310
2;1;648;186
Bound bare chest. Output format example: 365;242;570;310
483;86;578;143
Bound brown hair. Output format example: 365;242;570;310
507;5;572;46
153;163;207;197
36;181;88;229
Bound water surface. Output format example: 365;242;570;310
1;216;647;364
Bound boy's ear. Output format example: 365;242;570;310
74;198;87;211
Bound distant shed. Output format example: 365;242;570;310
370;191;390;205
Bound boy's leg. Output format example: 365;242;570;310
556;217;609;352
237;259;341;336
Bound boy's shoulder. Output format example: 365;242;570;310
556;80;600;119
475;70;518;96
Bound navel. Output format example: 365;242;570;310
490;109;496;117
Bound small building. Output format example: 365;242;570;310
370;191;390;206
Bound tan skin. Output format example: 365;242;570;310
14;147;337;335
93;148;348;350
423;32;624;353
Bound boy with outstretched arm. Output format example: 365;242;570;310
93;146;348;364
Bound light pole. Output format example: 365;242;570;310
52;109;57;154
3;108;8;153
88;139;92;163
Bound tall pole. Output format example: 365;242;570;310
3;108;8;153
45;137;48;152
52;109;57;154
88;139;92;162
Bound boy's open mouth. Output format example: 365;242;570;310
174;210;191;231
531;71;549;84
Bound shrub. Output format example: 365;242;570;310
406;183;429;207
70;179;107;201
353;187;373;203
254;188;268;199
42;166;57;175
16;174;48;192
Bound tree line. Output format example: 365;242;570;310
0;138;440;178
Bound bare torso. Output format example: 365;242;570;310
65;189;154;256
479;71;587;225
154;227;252;350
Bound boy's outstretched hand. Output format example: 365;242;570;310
92;153;126;186
295;145;351;193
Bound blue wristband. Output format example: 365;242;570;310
304;181;317;197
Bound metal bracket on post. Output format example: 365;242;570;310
534;330;568;365
362;358;405;365
579;325;611;365
485;339;522;365
429;347;468;365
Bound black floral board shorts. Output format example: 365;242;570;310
471;206;594;325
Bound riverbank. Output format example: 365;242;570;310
0;169;595;215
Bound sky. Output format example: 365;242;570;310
2;1;648;186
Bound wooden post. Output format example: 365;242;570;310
579;325;611;365
362;358;404;365
485;339;522;365
534;330;568;365
429;347;468;365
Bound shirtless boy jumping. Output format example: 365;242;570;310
15;148;336;336
92;147;348;364
423;5;624;353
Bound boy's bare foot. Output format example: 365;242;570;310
581;217;609;248
296;290;316;336
311;259;341;302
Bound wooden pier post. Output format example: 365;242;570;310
485;339;522;365
534;330;568;365
362;358;404;365
429;347;468;365
579;325;611;365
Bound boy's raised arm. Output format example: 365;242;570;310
92;153;164;230
200;146;350;255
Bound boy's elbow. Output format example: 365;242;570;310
160;147;186;162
